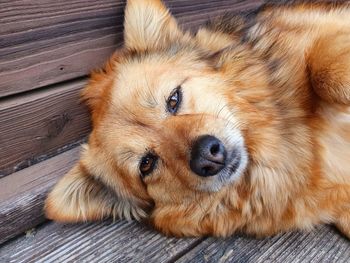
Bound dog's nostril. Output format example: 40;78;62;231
210;143;220;156
202;166;210;175
202;165;216;175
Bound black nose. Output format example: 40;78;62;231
190;135;227;177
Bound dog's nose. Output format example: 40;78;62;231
190;135;227;177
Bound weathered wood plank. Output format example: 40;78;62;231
0;221;201;263
0;0;120;97
0;147;80;245
0;79;90;177
1;222;349;263
176;225;350;263
0;0;263;97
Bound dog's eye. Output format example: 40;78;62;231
139;153;158;177
167;86;182;114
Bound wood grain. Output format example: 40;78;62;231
0;0;263;97
0;147;80;245
176;226;350;263
0;221;201;263
0;79;90;177
1;222;349;262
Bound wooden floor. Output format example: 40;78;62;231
1;221;349;262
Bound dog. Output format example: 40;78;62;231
45;0;350;238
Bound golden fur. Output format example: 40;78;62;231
45;0;350;238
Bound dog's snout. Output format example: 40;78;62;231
190;135;227;177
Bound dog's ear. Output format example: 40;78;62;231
45;162;115;222
123;0;183;51
204;44;248;70
45;146;148;222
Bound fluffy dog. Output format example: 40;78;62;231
45;0;350;238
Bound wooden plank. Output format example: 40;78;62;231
1;223;349;263
0;0;263;97
0;221;201;263
0;79;90;177
0;147;81;245
176;225;350;263
0;0;120;97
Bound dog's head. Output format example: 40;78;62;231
46;0;278;236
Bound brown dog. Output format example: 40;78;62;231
45;0;350;238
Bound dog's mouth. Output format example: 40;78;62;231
218;149;244;183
